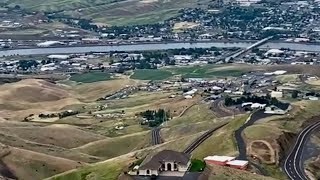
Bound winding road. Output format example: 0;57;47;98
284;121;320;180
234;110;273;176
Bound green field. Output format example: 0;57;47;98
70;72;112;83
131;65;248;80
168;65;247;78
189;159;206;172
130;69;173;80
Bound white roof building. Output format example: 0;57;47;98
47;55;70;59
273;70;287;75
264;49;284;56
204;156;235;162
226;160;248;166
37;41;62;47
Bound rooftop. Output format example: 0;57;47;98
226;160;248;166
139;150;191;170
204;155;235;162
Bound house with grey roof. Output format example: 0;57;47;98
130;150;191;177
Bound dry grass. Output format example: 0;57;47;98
1;145;85;180
191;115;248;159
0;124;105;149
167;104;217;126
173;22;199;30
71;78;139;102
73;131;151;158
0;127;102;163
202;164;276;180
96;91;199;117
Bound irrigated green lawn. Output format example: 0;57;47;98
131;65;248;80
130;69;173;80
70;72;112;83
190;159;206;172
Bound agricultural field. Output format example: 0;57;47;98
130;69;173;80
131;64;251;80
69;72;112;83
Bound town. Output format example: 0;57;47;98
0;0;320;180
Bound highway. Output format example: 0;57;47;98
151;128;162;146
284;121;320;180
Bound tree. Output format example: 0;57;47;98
291;90;298;99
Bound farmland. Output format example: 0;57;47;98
131;65;250;80
69;72;112;83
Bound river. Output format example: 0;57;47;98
0;41;320;56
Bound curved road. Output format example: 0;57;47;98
284;121;320;180
234;110;273;176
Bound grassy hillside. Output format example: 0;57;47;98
5;0;210;26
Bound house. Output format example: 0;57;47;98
131;150;191;176
204;155;235;166
204;155;248;170
226;160;249;170
264;104;290;115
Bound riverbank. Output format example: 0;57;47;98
1;41;320;57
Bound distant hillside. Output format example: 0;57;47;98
4;0;210;26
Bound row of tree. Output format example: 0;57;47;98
38;110;79;119
138;109;170;127
225;95;278;106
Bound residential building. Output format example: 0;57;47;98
226;160;249;170
204;155;235;166
271;91;283;98
130;150;191;176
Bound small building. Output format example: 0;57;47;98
271;91;283;98
308;96;319;101
264;104;290;115
204;155;235;166
132;150;191;176
226;160;249;170
264;49;284;56
251;103;266;109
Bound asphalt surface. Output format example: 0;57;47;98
234;110;273;176
210;99;234;117
151;128;162;146
284;121;320;180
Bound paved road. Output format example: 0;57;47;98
234;110;273;176
235;110;272;160
284;121;320;180
151;128;162;146
210;99;234;118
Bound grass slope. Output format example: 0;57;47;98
191;115;248;159
6;0;210;26
73;131;151;158
70;72;112;83
47;156;135;180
